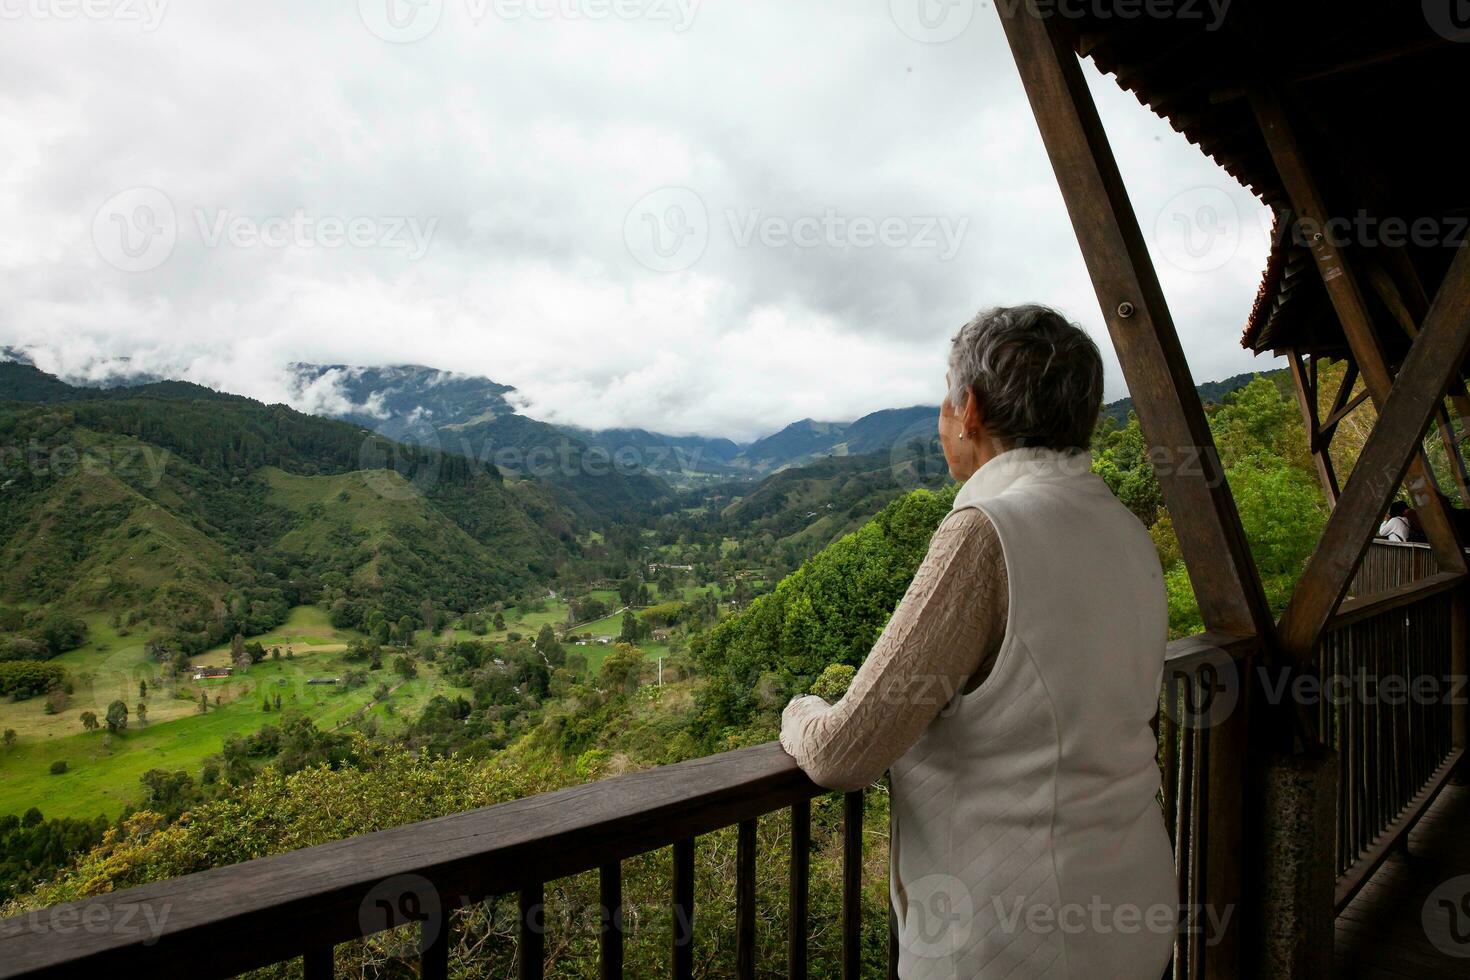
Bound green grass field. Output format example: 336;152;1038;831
0;606;464;819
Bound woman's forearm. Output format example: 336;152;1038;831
778;507;1008;790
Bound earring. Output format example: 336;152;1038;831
959;432;967;441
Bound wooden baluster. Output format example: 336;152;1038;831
736;819;757;980
302;945;333;980
673;838;695;980
519;884;544;980
420;910;449;980
600;863;623;980
842;791;863;980
889;901;900;980
789;800;810;980
1160;686;1179;847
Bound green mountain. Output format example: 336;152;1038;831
0;365;569;657
715;448;950;554
287;363;673;520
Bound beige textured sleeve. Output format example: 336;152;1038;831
778;506;1009;791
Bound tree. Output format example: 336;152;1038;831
136;702;148;725
139;679;148;699
393;655;418;680
79;712;98;733
2;729;15;749
231;633;249;672
396;615;415;647
535;624;565;667
493;612;506;631
198;691;209;714
105;700;129;734
273;693;282;711
618;609;646;644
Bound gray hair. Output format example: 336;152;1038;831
947;305;1103;451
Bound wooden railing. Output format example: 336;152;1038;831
1318;572;1467;910
1158;632;1255;980
1347;539;1440;598
0;633;1255;980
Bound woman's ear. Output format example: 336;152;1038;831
961;388;984;439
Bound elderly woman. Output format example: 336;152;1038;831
780;305;1176;979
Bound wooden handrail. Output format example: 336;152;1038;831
1329;570;1465;629
0;743;823;979
0;632;1255;979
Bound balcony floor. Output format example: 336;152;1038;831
1335;782;1470;978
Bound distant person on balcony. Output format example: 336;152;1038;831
1402;506;1427;544
781;305;1175;980
1378;500;1412;543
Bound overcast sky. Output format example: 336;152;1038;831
0;0;1277;442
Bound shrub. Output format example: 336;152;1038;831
48;760;68;775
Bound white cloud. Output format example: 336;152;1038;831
0;1;1278;442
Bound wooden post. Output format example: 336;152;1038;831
1286;350;1341;505
995;4;1273;640
1252;89;1466;574
1453;582;1468;783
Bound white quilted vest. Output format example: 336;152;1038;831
889;448;1176;979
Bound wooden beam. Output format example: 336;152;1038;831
1276;244;1470;662
1365;261;1470;500
996;5;1273;638
1252;89;1467;574
1287;350;1340;504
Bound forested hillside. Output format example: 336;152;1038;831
0;369;569;659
